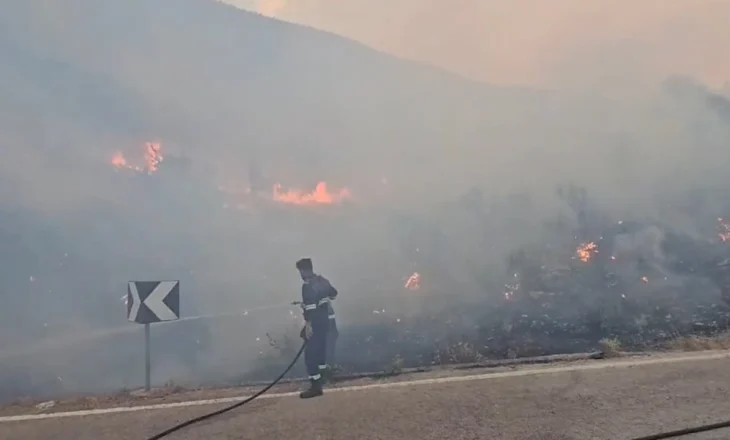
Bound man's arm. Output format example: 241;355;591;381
315;276;338;300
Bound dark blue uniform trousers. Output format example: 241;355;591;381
305;319;328;380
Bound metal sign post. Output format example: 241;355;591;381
144;323;151;391
126;281;180;392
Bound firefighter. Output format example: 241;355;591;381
296;258;337;399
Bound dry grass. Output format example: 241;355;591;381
436;341;486;364
598;337;622;357
665;333;730;352
388;354;405;374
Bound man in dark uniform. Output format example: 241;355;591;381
296;258;337;399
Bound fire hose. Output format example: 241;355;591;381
144;340;307;440
629;419;730;440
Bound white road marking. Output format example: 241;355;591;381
2;351;729;423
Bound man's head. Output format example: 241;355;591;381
296;258;314;280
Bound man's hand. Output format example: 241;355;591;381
304;322;313;339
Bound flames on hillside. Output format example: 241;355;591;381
719;217;730;242
217;182;353;209
575;241;598;262
110;144;352;207
565;217;730;292
404;272;421;291
112;142;163;174
273;182;352;206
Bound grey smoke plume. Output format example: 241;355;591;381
1;0;729;401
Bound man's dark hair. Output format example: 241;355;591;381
296;258;313;271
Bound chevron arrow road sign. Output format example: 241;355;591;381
127;281;180;324
126;280;180;391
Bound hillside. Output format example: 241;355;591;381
0;0;544;196
3;0;730;402
0;0;549;399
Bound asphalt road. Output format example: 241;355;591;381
3;352;730;440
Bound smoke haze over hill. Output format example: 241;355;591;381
229;0;730;87
1;0;729;401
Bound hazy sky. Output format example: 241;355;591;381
223;0;730;87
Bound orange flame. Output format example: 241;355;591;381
719;218;730;242
273;182;352;205
111;142;163;174
112;152;127;167
112;151;144;172
576;241;598;262
404;272;421;291
144;142;163;173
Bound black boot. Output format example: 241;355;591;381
299;379;324;399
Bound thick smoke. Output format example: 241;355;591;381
1;0;730;402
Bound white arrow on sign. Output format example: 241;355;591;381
128;282;142;322
145;281;179;321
